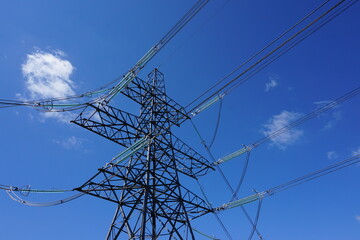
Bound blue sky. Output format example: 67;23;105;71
0;0;359;239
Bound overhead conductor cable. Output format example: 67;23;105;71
0;0;211;112
187;0;356;116
185;0;332;110
215;154;360;210
191;120;263;239
105;0;210;102
6;187;85;207
213;86;360;166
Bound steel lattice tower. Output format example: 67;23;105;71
72;69;214;239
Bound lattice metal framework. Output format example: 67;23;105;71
72;69;214;239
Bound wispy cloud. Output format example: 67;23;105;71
313;101;342;130
351;147;360;157
327;151;338;160
261;110;303;149
313;100;333;107
53;136;84;150
323;111;342;129
41;111;76;123
356;215;360;222
20;49;76;122
265;76;279;92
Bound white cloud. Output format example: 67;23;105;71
41;111;76;124
262;110;303;149
313;100;333;107
22;49;75;99
53;136;83;150
265;77;279;92
351;147;360;157
356;215;360;222
327;151;338;160
20;49;76;122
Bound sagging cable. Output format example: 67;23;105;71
191;120;264;239
208;98;223;149
230;150;252;202
6;187;84;207
196;179;234;240
1;184;73;195
248;196;263;240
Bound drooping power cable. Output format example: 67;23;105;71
191;120;264;239
208;98;223;149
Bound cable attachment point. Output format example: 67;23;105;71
244;144;254;152
33;100;54;112
190;93;225;118
20;185;31;196
42;100;54;111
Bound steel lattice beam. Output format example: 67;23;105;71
74;69;212;239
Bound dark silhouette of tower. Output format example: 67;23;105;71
72;69;214;239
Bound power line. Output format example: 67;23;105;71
208;98;223;149
223;0;359;96
248;197;263;240
6;189;85;207
104;0;210;102
267;154;360;195
253;87;359;147
188;0;357;117
230;151;251;202
191;120;264;239
185;0;331;109
1;1;358;238
213;86;360;166
158;0;231;69
215;154;360;211
0;0;211;112
196;179;234;240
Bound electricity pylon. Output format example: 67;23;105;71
72;69;214;239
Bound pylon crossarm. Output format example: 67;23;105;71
166;136;215;177
72;68;213;239
74;103;214;179
75;160;147;204
72;103;142;148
